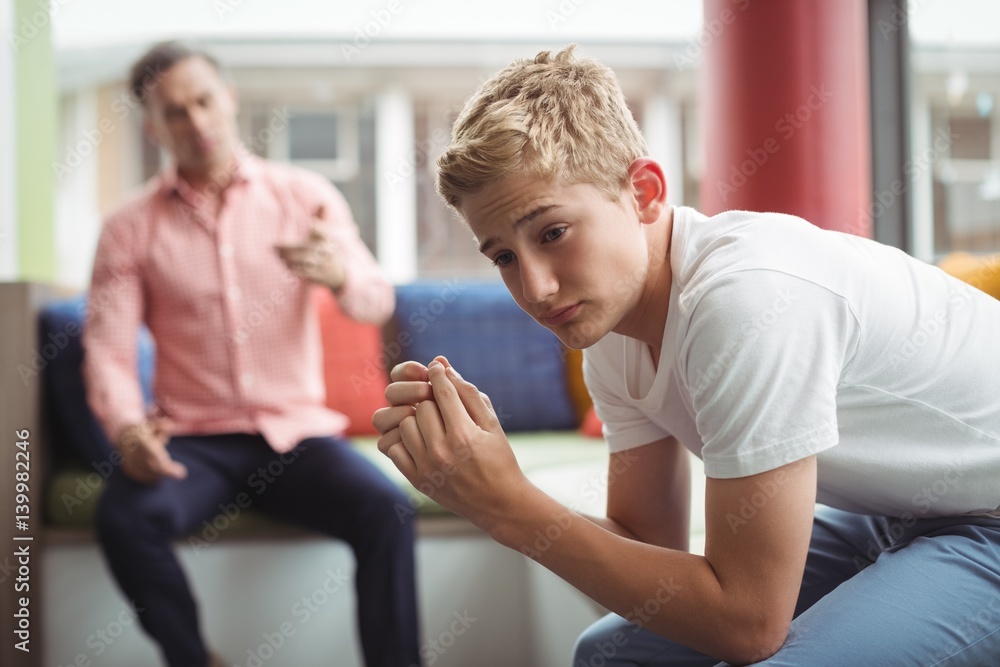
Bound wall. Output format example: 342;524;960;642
43;532;601;667
13;0;56;282
0;0;16;279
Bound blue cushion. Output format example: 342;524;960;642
391;281;577;432
39;295;155;465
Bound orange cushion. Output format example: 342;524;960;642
580;405;603;438
563;347;593;424
937;252;1000;300
565;346;602;437
314;288;388;436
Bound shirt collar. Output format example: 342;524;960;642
159;145;260;201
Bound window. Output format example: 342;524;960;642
909;1;1000;258
932;109;999;252
239;102;377;254
266;108;359;182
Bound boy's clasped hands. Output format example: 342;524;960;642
373;356;535;537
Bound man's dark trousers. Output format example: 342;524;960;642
97;433;421;667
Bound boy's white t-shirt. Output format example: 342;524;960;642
584;206;1000;519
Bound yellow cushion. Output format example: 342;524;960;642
937;252;1000;300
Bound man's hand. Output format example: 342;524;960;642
118;417;187;484
373;357;532;535
274;205;347;290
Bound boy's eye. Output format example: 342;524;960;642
491;251;514;268
542;227;566;243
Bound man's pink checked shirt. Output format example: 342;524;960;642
83;153;393;453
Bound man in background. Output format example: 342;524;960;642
83;41;420;667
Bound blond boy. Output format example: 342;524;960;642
373;47;1000;666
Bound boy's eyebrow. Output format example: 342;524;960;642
478;204;561;254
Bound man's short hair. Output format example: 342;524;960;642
128;41;225;107
436;45;648;212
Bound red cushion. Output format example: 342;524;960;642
580;405;603;438
314;288;388;436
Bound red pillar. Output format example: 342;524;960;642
698;0;872;236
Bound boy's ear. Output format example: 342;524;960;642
627;158;668;224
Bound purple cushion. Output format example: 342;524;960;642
39;295;155;465
391;282;577;432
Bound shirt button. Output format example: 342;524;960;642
229;286;242;300
219;243;234;258
241;373;254;387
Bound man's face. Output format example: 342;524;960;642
144;56;239;180
461;174;651;349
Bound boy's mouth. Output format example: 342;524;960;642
539;303;580;326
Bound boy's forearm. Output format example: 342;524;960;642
490;487;777;665
378;362;783;662
582;514;638;540
583;514;691;553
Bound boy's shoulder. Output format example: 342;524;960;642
672;207;825;292
674;206;822;265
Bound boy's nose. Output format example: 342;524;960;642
520;261;558;304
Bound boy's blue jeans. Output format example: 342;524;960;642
573;505;1000;666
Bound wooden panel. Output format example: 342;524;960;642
0;282;66;667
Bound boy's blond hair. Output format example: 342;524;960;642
436;45;648;211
